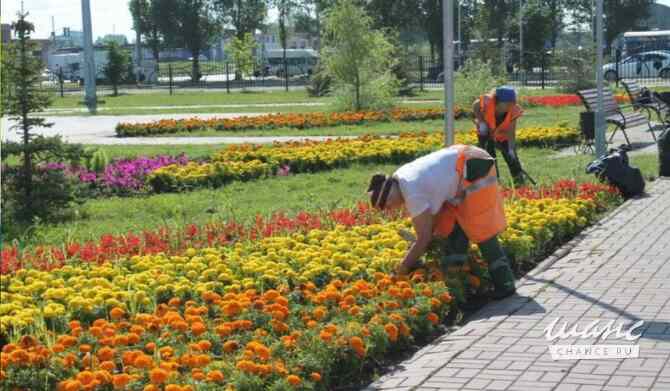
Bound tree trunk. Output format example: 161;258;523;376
315;1;321;51
192;51;201;83
354;71;360;111
113;83;119;96
19;37;32;212
280;7;288;92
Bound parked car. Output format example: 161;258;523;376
603;50;670;81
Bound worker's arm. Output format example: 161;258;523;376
396;210;434;275
508;120;518;154
472;100;483;124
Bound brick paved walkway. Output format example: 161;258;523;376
366;178;670;391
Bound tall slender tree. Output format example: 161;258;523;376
172;0;222;82
129;0;178;72
565;0;653;46
1;12;52;206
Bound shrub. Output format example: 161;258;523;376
321;0;398;111
454;58;505;109
306;64;332;97
555;46;596;93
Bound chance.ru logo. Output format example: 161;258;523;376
543;316;644;360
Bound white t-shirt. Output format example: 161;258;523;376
393;148;460;218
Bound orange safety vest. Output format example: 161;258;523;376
432;144;507;243
479;94;523;142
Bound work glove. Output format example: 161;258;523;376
477;122;489;136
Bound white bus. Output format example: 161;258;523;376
261;49;318;77
620;30;670;55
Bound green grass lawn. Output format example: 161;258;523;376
13;147;659;248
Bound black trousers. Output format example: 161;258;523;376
477;135;524;185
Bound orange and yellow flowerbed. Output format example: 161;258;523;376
149;127;579;192
115;108;463;137
0;181;620;390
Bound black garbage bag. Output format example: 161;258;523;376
586;145;645;198
658;127;670;177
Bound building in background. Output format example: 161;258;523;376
53;27;84;49
1;23;12;43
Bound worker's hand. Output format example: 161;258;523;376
477;122;489;135
395;262;412;276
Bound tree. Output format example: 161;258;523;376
104;42;132;96
129;0;178;71
507;0;553;70
565;0;653;47
173;0;222;82
271;0;299;90
321;0;398;111
1;12;87;226
225;32;257;80
216;0;267;39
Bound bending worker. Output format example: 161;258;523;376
473;86;525;186
367;144;516;299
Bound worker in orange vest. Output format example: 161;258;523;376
473;86;525;186
367;144;516;300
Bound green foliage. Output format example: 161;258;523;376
215;0;267;39
454;58;505;109
129;0;178;64
225;32;257;80
321;0;399;111
1;13;88;231
169;0;223;82
555;46;596;93
103;42;132;96
564;0;653;46
88;149;110;172
306;64;332;97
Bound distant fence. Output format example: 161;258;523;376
41;46;670;96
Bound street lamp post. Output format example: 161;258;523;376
443;0;455;146
81;0;97;113
519;0;524;79
594;0;606;157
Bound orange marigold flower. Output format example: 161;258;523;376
223;340;239;353
427;312;439;325
62;380;83;391
468;275;481;288
79;344;92;354
310;372;322;382
110;307;126;320
319;330;333;342
191;369;206;381
143;385;160;391
76;370;95;386
97;347;115;361
197;340;212;351
384;323;399;342
440;292;453;303
133;354;154;369
111;373;131;390
206;370;225;383
287;374;301;386
149;368;169;384
190;322;207;336
99;360;115;372
165;385;181;391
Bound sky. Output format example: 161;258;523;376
2;0;670;42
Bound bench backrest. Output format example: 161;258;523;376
577;88;620;116
621;80;643;102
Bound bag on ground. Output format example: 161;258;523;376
586;146;645;198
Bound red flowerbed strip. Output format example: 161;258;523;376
522;94;629;107
1;181;618;275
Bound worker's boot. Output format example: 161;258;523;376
478;236;516;299
488;257;516;299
